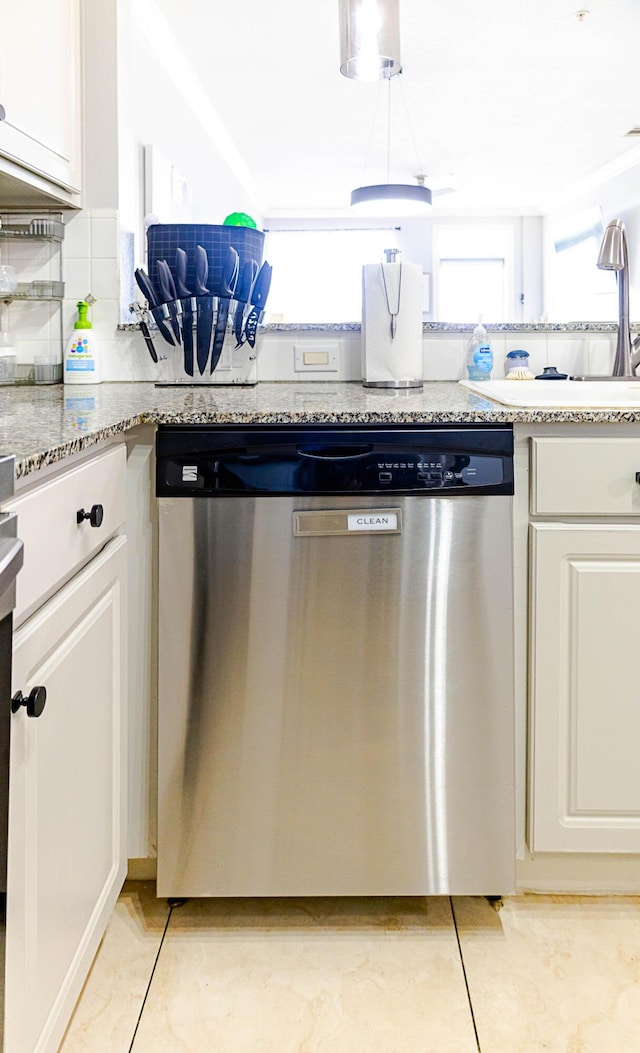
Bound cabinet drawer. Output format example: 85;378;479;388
531;437;640;516
9;444;126;622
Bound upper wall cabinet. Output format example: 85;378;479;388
0;0;82;205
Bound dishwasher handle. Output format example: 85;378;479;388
295;444;374;460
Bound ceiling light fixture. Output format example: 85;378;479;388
351;179;432;214
348;74;432;215
339;0;402;81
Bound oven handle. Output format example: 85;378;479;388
295;445;374;460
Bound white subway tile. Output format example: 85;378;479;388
547;335;588;377
64;260;92;301
90;258;120;301
487;335;507;379
100;339;133;382
258;339;297;381
423;337;464;380
63;213;91;259
90;298;119;336
91;217;118;260
588;335;615;375
61;299;79;337
339;334;361;380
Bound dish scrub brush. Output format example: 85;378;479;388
505;349;535;380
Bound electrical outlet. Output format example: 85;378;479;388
294;342;338;372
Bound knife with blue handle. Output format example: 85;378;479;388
210;246;240;372
233;259;257;348
156;259;182;344
174;248;189;298
135;267;175;346
245;261;272;349
174;247;195;376
193;245;213;375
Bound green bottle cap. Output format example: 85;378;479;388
74;301;92;329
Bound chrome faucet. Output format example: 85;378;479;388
597;219;640;378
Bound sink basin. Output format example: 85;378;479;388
459;379;640;408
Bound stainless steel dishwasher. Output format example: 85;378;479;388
156;425;515;898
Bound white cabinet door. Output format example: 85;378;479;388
5;536;127;1053
0;0;81;193
530;523;640;853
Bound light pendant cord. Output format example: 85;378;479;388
359;79;385;187
397;73;425;180
386;76;392;183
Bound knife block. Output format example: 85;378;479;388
144;294;261;385
146;224;264;297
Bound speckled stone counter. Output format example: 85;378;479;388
5;381;640;479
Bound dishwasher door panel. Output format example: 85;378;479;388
158;494;514;897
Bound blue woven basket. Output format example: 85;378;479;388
146;224;265;297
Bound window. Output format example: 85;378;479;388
432;224;515;322
264;228;397;323
547;208;615;321
438;258;506;322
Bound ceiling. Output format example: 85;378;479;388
153;0;640;216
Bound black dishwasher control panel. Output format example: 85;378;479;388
156;426;514;497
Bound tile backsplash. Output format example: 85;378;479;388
54;209;618;384
63;209;131;381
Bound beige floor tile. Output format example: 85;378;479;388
131;896;478;1053
453;894;640;1053
59;881;170;1053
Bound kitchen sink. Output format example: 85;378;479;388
459;379;640;408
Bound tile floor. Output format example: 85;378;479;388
59;883;640;1053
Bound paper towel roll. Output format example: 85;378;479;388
362;262;423;386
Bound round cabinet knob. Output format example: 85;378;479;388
12;686;47;718
0;105;5;122
76;503;104;528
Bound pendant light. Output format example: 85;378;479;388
339;0;402;81
351;177;432;214
349;74;432;215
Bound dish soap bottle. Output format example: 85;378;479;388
64;301;101;384
466;320;493;381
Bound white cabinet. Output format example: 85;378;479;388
0;0;82;198
10;444;127;626
529;437;640;854
1;444;127;1053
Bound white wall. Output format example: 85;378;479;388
543;152;640;321
116;0;265;271
82;0;264;279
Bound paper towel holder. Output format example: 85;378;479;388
361;250;424;391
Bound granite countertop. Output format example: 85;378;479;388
5;381;640;479
118;321;640;333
